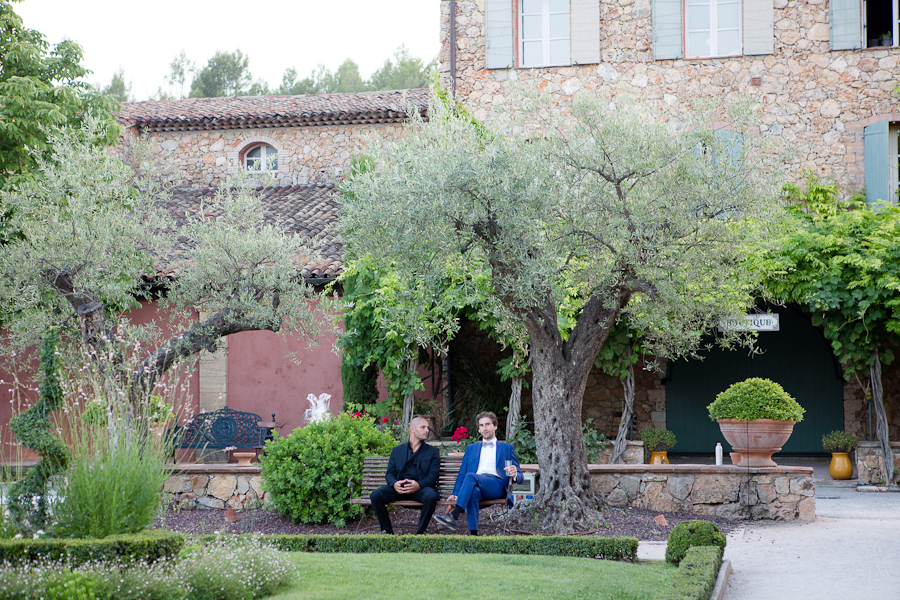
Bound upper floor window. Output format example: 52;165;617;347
520;0;571;67
864;0;899;47
244;143;278;172
685;0;741;58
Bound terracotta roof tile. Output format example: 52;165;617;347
119;89;430;133
160;184;343;279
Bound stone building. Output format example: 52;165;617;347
438;0;900;453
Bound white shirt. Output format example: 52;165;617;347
475;439;499;477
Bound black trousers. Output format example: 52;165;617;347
369;485;440;534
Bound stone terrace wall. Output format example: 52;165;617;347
856;441;900;486
590;464;816;521
164;465;267;510
119;122;404;189
441;0;899;195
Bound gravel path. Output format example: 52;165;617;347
150;502;738;540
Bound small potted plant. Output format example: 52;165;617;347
707;377;805;467
822;431;858;480
640;428;677;464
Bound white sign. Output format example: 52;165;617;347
719;314;780;332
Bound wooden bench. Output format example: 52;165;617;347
166;407;268;460
349;455;511;533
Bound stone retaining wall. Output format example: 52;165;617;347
856;441;900;486
164;464;266;510
588;464;816;521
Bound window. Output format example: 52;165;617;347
243;143;278;172
520;0;570;67
652;0;772;61
864;0;900;47
685;0;741;58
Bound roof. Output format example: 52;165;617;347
119;89;430;133
160;184;343;279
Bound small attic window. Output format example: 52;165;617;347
244;143;278;172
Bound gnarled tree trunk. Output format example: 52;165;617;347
871;349;893;485
610;357;635;464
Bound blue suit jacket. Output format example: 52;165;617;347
452;440;524;505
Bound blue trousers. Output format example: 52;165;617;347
455;473;506;531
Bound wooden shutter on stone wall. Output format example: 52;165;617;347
571;0;601;65
652;0;683;60
485;0;514;69
864;120;891;207
742;0;774;55
830;0;862;51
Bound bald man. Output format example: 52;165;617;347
368;416;440;535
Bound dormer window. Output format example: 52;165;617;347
244;143;278;172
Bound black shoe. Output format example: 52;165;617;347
433;514;458;530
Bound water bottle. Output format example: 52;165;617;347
715;442;723;466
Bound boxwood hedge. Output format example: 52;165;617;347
0;530;185;567
654;546;723;600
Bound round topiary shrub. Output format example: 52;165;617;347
260;412;395;527
707;377;805;422
665;520;727;565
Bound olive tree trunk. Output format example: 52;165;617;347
871;349;893;485
610;358;635;464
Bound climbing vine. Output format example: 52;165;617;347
8;327;70;532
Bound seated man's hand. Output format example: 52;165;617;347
393;479;420;494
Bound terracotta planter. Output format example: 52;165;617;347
829;452;854;480
717;418;796;467
649;451;669;465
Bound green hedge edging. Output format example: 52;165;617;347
0;530;186;567
198;534;638;561
654;546;723;600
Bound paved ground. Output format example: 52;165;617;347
640;457;900;600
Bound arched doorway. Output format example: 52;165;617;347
666;305;844;454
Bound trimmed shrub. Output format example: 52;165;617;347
665;520;726;565
198;533;639;561
707;377;805;422
260;412;395;526
654;546;723;600
640;428;677;452
822;430;858;453
0;530;185;567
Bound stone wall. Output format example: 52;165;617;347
856;441;900;486
589;464;816;521
441;0;899;196
119;122;404;189
164;465;267;510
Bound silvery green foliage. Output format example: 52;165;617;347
0;121;326;405
341;92;783;362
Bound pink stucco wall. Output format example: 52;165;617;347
226;327;344;438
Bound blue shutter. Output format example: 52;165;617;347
652;0;683;60
743;0;774;55
865;120;891;207
571;0;600;65
714;129;744;170
485;0;514;69
830;0;862;51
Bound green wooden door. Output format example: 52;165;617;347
666;306;844;454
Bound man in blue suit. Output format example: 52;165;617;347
433;411;523;535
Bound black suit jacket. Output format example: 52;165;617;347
384;440;440;490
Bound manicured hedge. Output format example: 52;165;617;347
0;530;185;567
654;546;723;600
198;534;638;561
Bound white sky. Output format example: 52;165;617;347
15;0;441;101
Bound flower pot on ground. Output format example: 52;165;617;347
640;429;676;465
822;431;858;480
707;378;805;467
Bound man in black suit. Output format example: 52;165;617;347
369;415;440;534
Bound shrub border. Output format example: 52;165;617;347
198;534;638;561
654;546;723;600
0;530;185;567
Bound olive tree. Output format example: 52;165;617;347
0;123;328;444
341;93;783;532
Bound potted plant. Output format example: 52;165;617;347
707;378;805;467
640;428;677;464
822;430;858;480
880;32;894;46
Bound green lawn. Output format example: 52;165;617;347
272;553;674;600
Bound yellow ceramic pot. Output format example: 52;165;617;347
649;451;669;465
829;452;853;480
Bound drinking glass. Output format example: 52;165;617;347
505;459;513;477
